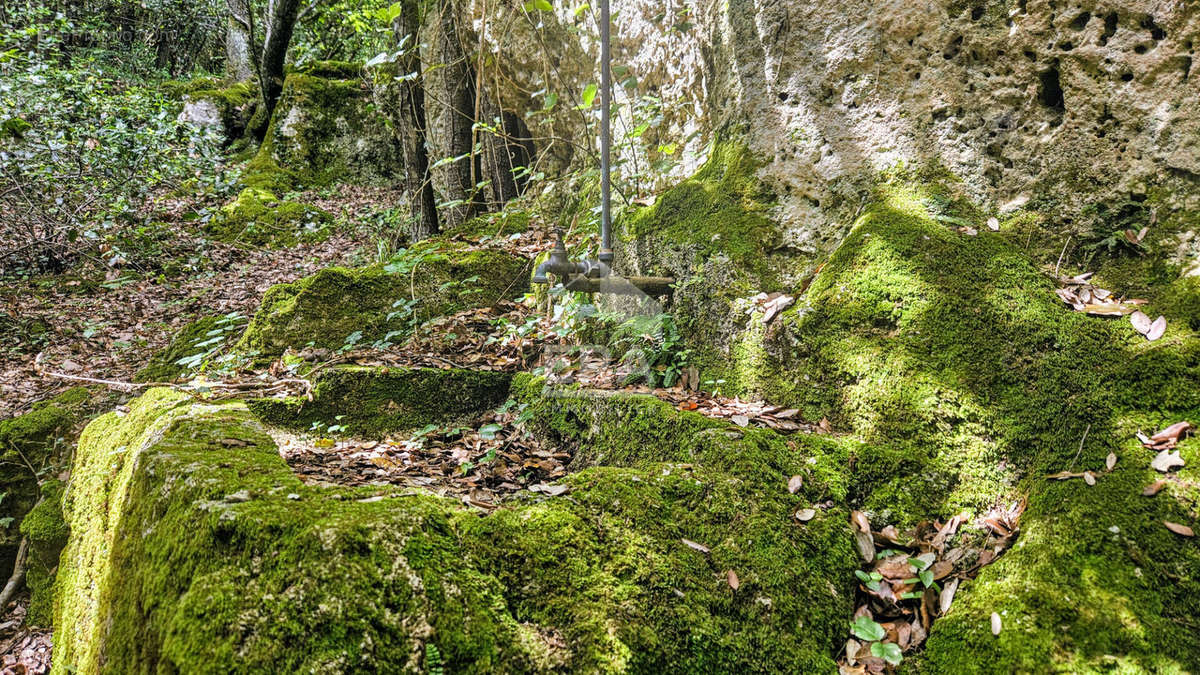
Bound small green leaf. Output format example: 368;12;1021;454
580;82;598;108
523;0;553;11
479;423;503;440
920;569;934;588
871;641;903;665
850;615;886;642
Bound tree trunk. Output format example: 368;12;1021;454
388;1;439;241
225;0;254;82
422;0;478;230
256;0;302;137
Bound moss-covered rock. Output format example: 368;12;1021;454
53;383;858;673
618;162;1200;670
0;388;90;561
20;479;68;627
171;79;256;141
204;187;331;247
244;63;400;190
236;245;530;356
248;366;513;436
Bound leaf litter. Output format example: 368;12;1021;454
838;501;1024;673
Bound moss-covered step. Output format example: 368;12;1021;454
236;245;530;356
248;366;513;436
53;387;859;673
203;187;331;248
244;61;400;191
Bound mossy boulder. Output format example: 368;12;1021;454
244;63;400;190
204;188;331;247
617;158;1200;670
0;388;90;562
53;382;858;673
171;79;255;141
236;245;530;356
248;366;513;437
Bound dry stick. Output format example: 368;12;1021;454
34;352;312;399
1068;423;1092;472
0;537;29;613
1054;235;1073;279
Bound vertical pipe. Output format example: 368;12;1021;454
598;0;614;263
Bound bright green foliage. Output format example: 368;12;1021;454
134;316;220;383
204;188;331;247
248;366;513;436
236;245;530;355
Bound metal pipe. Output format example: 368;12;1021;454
598;0;613;263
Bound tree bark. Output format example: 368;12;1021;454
390;1;439;240
423;0;478;230
225;0;254;82
256;0;303;137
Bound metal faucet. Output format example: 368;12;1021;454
531;229;609;285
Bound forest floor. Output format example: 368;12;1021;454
0;185;406;419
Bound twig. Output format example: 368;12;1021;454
0;537;29;612
1068;423;1092;472
1054;236;1072;279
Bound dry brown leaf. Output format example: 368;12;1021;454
787;475;804;494
795;508;817;522
1142;480;1167;496
726;569;740;590
990;612;1003;636
1084;303;1135;317
1164;521;1195;537
1146;316;1167;341
731;414;750;427
987;217;1000;231
1150;421;1192;443
851;510;871;533
1105;452;1117;471
1083;471;1096;486
681;538;711;554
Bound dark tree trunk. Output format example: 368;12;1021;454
256;0;302;137
423;0;478;230
388;0;439;240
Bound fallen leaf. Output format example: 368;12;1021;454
681;538;711;554
1083;471;1096;486
851;510;871;533
939;577;960;615
731;415;750;427
795;508;817;522
219;437;249;447
1164;521;1195;537
726;569;740;590
1142;480;1167;496
1130;310;1152;334
1145;316;1167;341
788;475;804;494
529;483;569;496
987;217;1000;231
1150;421;1192;444
1151;450;1185;473
776;408;800;419
990;612;1003;636
1105;452;1117;471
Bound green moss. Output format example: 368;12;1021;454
248;366;513;436
0;388;90;555
622;142;779;276
162;77;227;99
20;479;67;627
54;385;859;673
236;245;530;356
204;187;331;247
244;68;397;190
676;174;1200;670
